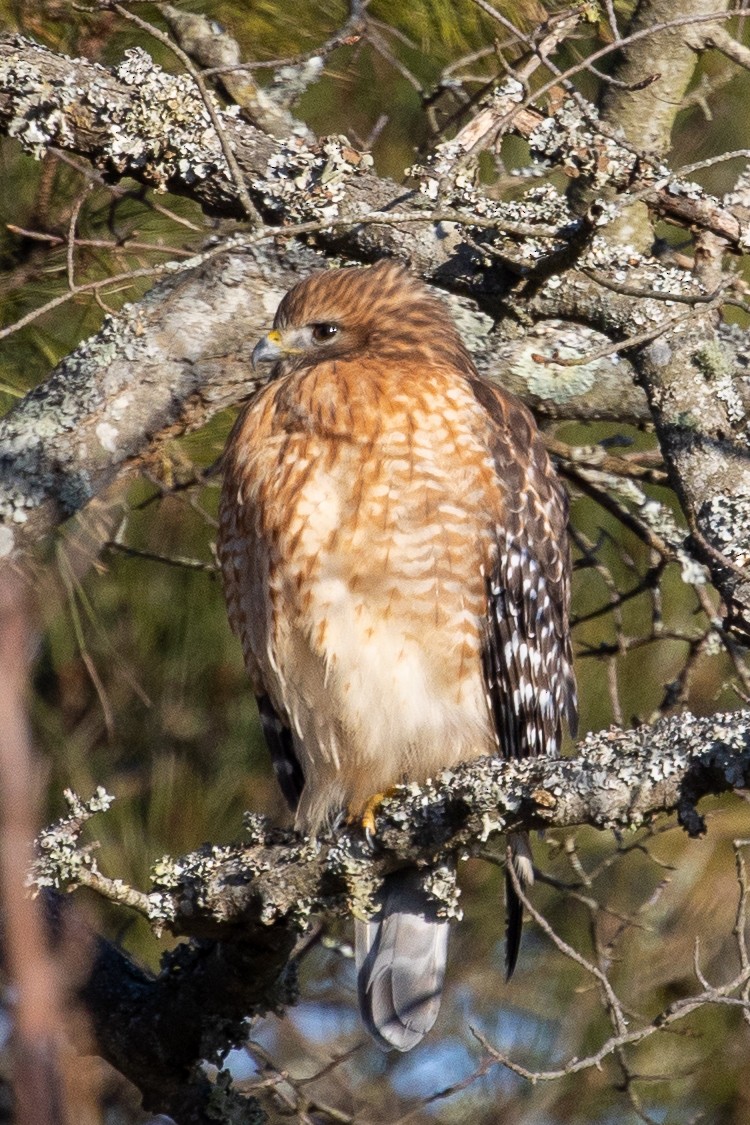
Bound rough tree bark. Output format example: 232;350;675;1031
2;0;750;1120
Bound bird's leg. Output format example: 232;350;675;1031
348;788;398;843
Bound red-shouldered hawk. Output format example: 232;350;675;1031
218;259;577;1051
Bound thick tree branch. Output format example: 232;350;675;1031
92;709;750;936
0;33;439;273
30;709;750;1120
2;31;750;264
76;914;292;1125
523;266;750;637
599;0;729;158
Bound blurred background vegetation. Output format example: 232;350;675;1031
2;1;750;1122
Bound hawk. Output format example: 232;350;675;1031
218;259;577;1051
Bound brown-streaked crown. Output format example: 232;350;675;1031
273;259;476;376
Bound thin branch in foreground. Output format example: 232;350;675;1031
506;845;628;1035
387;1054;498;1125
104;540;219;572
733;839;750;1026
0;261;172;342
6;223;195;257
0;577;95;1124
473;961;750;1085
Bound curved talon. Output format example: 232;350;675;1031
349;788;398;842
361;793;383;838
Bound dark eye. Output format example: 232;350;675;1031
311;323;338;342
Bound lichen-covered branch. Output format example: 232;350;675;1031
521;263;750;637
584;0;750;635
0;245;300;561
0;32;425;266
28;709;750;1121
2;31;749;265
83;710;750;934
35;711;750;944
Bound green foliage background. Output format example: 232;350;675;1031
2;2;750;1121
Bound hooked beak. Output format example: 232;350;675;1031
251;329;284;371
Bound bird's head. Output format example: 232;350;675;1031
251;259;474;378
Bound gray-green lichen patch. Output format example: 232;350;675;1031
157;842;244;922
326;838;382;921
424;862;463;920
700;492;750;571
444;295;494;357
252;133;373;225
269;56;324;112
599;471;709;587
410;135;579;272
694;342;745;427
528;93;665;190
462;183;578;271
31;786;114;892
242;811;272;846
510;322;606;403
106;47;231;188
1;36;80;158
695;340;734;382
1;37;238;193
0;305;141;527
579;237;702;324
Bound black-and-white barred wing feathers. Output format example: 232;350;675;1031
470;379;577;978
471;379;577;763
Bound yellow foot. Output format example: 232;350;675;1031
349;788;398;840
